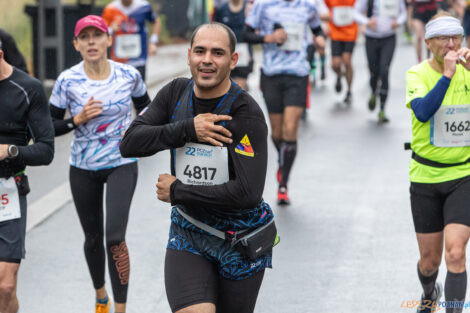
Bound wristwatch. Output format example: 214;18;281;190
7;145;19;158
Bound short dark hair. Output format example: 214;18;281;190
190;22;237;53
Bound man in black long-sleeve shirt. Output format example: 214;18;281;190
120;22;275;313
0;39;54;313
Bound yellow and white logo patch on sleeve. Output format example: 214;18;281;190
235;134;254;157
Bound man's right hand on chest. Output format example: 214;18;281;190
193;113;233;147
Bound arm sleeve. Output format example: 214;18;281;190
1;31;28;74
170;115;268;212
120;81;197;157
50;105;77;136
130;68;149;114
132;93;151;114
410;76;450;123
17;83;54;166
354;0;370;24
243;25;265;44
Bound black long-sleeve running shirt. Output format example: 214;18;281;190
0;68;54;176
120;78;268;215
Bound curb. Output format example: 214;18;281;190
27;182;72;232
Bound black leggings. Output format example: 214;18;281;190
165;249;265;313
69;162;138;303
365;34;396;108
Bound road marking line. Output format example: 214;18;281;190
26;182;72;232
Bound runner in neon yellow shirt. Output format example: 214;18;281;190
405;12;470;313
406;53;470;184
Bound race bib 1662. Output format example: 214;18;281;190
430;104;470;147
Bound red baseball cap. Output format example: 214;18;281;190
74;15;109;37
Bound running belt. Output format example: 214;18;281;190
175;207;277;248
176;207;249;245
404;142;470;168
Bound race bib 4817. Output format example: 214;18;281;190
175;143;229;186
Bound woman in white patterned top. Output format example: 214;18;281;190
49;15;150;313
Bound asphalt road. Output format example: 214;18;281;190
17;35;459;313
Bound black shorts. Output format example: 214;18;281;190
331;40;355;57
0;257;20;263
165;249;265;313
0;194;26;261
413;8;437;24
231;60;254;79
410;175;470;233
260;72;309;114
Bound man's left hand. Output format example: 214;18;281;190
156;174;177;203
148;43;158;56
0;144;9;161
